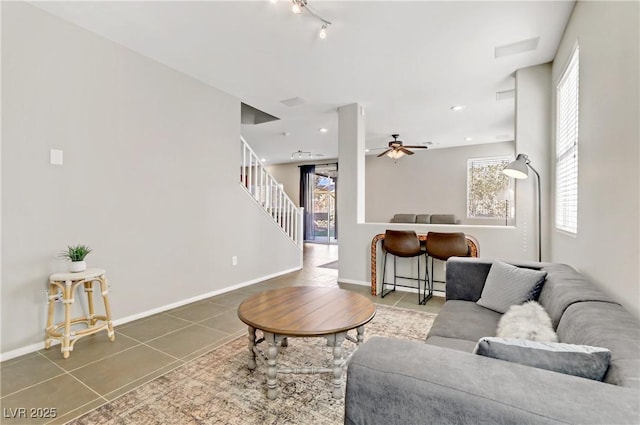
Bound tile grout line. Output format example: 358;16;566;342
0;352;72;400
44;336;144;374
60;329;249;424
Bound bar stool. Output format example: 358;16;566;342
381;230;429;304
425;232;470;295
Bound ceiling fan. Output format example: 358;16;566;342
376;134;428;159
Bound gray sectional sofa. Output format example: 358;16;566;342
345;257;640;425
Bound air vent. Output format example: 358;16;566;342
495;37;539;58
280;97;306;107
496;89;515;101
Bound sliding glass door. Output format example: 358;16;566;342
300;163;337;244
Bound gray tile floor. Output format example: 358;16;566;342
0;243;443;424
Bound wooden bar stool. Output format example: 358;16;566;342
45;268;115;358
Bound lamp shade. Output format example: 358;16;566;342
503;154;530;179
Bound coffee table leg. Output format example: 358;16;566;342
281;337;288;347
330;332;347;399
264;332;279;400
356;325;365;346
247;326;256;370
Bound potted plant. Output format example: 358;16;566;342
60;244;92;272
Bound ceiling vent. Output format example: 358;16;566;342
241;103;280;125
496;89;515;101
280;97;306;107
494;37;539;58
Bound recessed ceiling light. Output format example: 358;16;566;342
464;137;473;141
261;158;267;162
319;128;328;133
365;149;370;153
450;105;466;111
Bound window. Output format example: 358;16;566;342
467;156;513;219
555;45;579;234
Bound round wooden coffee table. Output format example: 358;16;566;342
237;286;376;399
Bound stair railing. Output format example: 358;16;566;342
240;136;303;249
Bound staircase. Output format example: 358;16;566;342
240;136;303;249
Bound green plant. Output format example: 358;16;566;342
59;244;92;262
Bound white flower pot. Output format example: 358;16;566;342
69;260;86;273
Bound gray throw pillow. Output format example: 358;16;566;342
477;261;547;313
473;337;611;381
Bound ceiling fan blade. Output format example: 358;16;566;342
400;147;414;155
403;145;428;149
377;149;392;157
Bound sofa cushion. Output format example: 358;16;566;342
430;214;459;224
415;214;431;224
427;300;501;342
390;213;416;223
425;335;478;352
557;301;640;389
496;301;557;342
537;263;615;328
474;337;611;381
477;261;547;313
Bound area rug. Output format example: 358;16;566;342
318;260;339;270
69;305;436;425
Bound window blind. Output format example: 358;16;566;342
555;46;579;234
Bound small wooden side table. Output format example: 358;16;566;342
45;268;115;358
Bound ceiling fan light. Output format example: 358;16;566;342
387;150;405;160
291;1;302;14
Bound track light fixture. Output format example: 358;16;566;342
288;0;332;39
291;150;312;159
290;150;324;160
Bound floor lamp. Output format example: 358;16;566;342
496;188;514;226
503;154;541;262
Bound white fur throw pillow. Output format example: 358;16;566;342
496;301;558;342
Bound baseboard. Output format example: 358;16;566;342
0;266;302;362
337;278;370;287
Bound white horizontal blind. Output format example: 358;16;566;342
555;46;579;234
467;156;512;218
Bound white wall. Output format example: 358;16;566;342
550;1;639;317
365;142;515;225
515;64;553;261
1;3;301;357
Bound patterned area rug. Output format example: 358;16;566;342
69;305;436;425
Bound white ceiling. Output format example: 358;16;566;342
32;1;575;164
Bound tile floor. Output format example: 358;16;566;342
0;243;444;424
